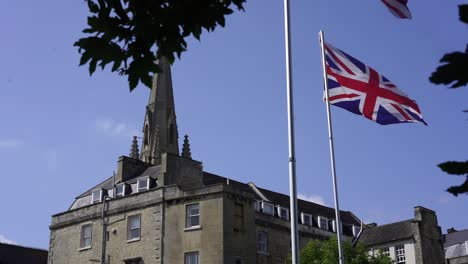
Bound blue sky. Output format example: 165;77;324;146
0;0;467;249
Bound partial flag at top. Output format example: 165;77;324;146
381;0;412;19
324;42;426;125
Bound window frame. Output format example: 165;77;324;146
254;200;261;212
276;258;285;264
115;183;127;197
257;231;268;254
136;176;150;193
91;189;103;204
276;206;289;220
301;213;312;226
261;201;274;216
79;223;92;249
352;225;361;236
395;244;406;263
318;216;328;230
186;203;200;229
127;214;141;242
185;251;199;264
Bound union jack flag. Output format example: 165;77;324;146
381;0;412;19
324;42;426;125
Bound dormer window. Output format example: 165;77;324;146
261;202;274;216
276;206;289;220
91;189;105;204
115;184;128;197
352;225;361;236
137;177;150;192
331;220;342;233
318;216;328;230
254;200;261;212
301;213;312;226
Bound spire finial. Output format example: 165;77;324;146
182;134;192;159
130;136;140;159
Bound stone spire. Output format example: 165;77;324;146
140;57;180;164
181;134;192;159
129;136;140;159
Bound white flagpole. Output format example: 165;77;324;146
319;30;345;264
283;0;299;263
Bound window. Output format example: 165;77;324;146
276;258;284;264
318;216;328;230
91;189;103;204
257;231;268;254
276;206;289;220
261;202;274;216
127;214;141;241
137;177;149;192
185;251;199;264
115;184;127;197
395;244;406;263
301;213;312;226
124;257;143;264
186;203;200;228
380;247;390;257
234;256;245;264
352;225;360;236
234;203;244;230
80;224;92;249
254;200;261;212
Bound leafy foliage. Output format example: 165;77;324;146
296;237;392;264
438;161;468;196
75;0;246;91
429;5;468;88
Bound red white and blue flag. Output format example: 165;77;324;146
381;0;412;19
324;42;426;125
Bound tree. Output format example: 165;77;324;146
429;4;468;89
438;161;468;196
75;0;245;91
429;5;468;196
295;237;392;264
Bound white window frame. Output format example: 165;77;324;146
257;231;268;254
381;247;390;257
186;203;200;228
91;189;103;204
115;183;127;197
318;216;328;230
352;225;361;236
261;201;274;216
301;213;312;226
80;223;92;249
127;214;141;242
185;251;199;264
254;200;261;212
276;206;289;220
395;244;406;263
136;176;150;192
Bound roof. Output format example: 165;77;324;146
203;172;360;226
0;243;48;264
360;220;414;246
445;229;468;247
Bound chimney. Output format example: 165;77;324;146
116;156;151;183
447;227;458;234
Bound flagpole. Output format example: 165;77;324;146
283;0;299;264
319;30;345;264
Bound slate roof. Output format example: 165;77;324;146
203;172;360;226
444;229;468;247
360;220;414;246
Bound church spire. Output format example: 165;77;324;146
129;136;140;159
140;57;179;164
182;134;192;159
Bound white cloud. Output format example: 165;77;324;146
0;234;17;245
298;193;327;206
0;139;23;148
95;119;140;138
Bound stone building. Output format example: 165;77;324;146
444;228;468;264
360;206;445;264
48;58;362;264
